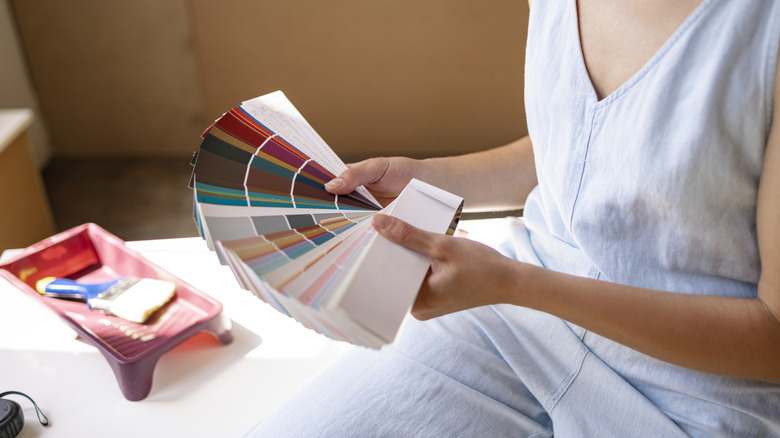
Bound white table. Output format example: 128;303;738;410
0;237;353;437
0;218;508;437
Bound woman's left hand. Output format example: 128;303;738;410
372;214;521;320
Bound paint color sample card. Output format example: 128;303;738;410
190;91;463;348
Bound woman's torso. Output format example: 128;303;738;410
523;0;779;296
514;0;780;433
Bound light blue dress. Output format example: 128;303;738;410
248;1;780;436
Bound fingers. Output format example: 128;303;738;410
324;158;389;195
372;214;442;257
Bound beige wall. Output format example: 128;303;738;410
0;0;51;167
12;0;528;161
11;0;204;158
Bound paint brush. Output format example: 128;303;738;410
35;276;176;324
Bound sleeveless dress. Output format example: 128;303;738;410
248;1;780;436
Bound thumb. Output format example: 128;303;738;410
372;214;438;257
324;158;389;195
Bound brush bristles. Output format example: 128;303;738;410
106;278;176;324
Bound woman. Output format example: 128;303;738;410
250;1;780;435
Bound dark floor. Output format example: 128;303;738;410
42;157;201;242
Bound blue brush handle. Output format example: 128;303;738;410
40;278;121;306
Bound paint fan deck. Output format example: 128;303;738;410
190;91;463;348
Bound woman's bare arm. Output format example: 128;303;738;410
326;136;536;211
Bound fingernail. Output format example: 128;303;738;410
373;214;392;230
324;178;344;191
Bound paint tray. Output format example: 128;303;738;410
0;223;233;401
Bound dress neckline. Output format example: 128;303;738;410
572;0;716;106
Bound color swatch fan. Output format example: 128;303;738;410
190;91;463;348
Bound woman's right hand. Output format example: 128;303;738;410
324;157;422;207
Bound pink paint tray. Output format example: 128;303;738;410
0;223;233;401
